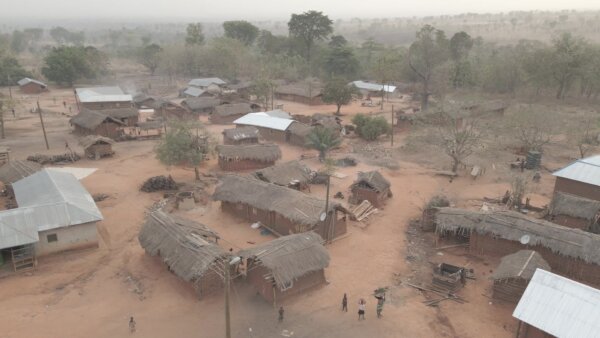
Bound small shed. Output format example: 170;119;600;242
350;171;392;208
18;78;48;94
222;126;259;145
210;103;253;124
217;144;281;171
138;210;225;298
492;250;551;303
79;135;115;159
548;192;600;232
239;232;329;305
253;160;313;190
181;97;221;114
233;113;294;143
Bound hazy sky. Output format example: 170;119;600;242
4;0;600;20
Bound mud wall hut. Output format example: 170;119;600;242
287;122;313;148
18;78;48;94
217;144;281;171
275;84;324;105
79;135;115;159
233;113;294;143
253;160;313;190
222;126;259;145
552;155;600;201
181;97;221;114
239;232;329;305
492;250;550;303
70;109;125;139
210;103;253;124
350;171;392;208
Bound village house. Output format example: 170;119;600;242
138;210;225;298
97;107;139;126
287;121;313;148
210;103;253;124
350;80;396;98
70;109;125;139
181;97;221;114
75;86;133;110
147;99;190;119
350;171;392;208
434;208;600;287
233;112;294;143
182;87;214;98
491;250;550;303
132;93;156;108
547;192;600;233
17;78;48;94
222;126;259;145
275;84;324;105
217;144;281;171
253;160;313;190
213;175;347;241
513;269;600;338
11;169;103;256
79;135;115;160
239;232;329;305
188;77;227;89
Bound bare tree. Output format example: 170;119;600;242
436;111;481;173
509;174;528;209
567;115;599;158
510;106;557;153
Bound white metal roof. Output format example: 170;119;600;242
18;77;46;87
76;86;132;103
13;169;103;231
513;269;600;338
553;155;600;187
188;78;226;87
264;109;292;119
0;208;39;249
350;80;396;93
233;113;294;131
183;87;206;97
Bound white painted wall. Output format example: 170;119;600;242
35;222;99;256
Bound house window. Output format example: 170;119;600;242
47;234;58;243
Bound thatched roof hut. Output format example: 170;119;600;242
0;160;42;185
549;192;600;221
222;126;259;144
182;97;221;112
275;84;323;98
352;171;391;193
238;232;329;289
99;107;138;120
213;103;252;117
434;208;600;266
217;144;281;162
253;160;313;188
79;135;115;149
493;250;550;281
138;211;224;284
70;110;125;130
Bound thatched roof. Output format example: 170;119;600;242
238;232;329;288
0;160;42;185
352;171;391;192
217;144;281;162
213;103;252;117
138;210;224;283
93;107;138;119
222;126;259;141
182;97;221;111
288;121;313;137
549;192;600;220
79;135;115;149
70;110;124;130
213;175;342;226
132;93;154;105
492;250;551;281
435;208;600;266
276;84;323;98
253;161;313;186
137;120;164;130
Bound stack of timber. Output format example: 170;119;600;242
350;200;378;221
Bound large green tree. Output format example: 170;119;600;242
0;56;32;85
223;20;259;46
322;78;359;115
323;46;360;80
138;43;162;75
42;46;108;86
288;10;333;64
550;32;587;99
306;126;341;161
449;31;474;88
185;23;205;46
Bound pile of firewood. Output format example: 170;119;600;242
27;153;80;164
140;175;178;192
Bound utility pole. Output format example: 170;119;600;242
37;101;49;150
391;105;394;147
225;259;231;338
324;174;331;243
0;101;4;139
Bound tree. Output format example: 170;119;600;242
322;79;358;115
42;46;108;86
449;31;474;88
306;126;341;161
257;30;290;55
223;21;259;46
509;106;557;153
323;46;360;80
10;31;27;53
329;35;347;48
567;115;599;158
49;26;70;44
185;23;205;46
288;10;333;64
408;25;449;111
352;114;390;141
0;56;32;85
155;121;214;180
251;77;273;110
138;43;162;75
550;33;587;99
436;111;481;173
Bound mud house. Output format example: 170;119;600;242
552;155;600;200
181;97;221;114
217;144;281;171
513;269;600;338
70;109;125;139
213;175;347;241
79;135;115;160
253;160;313;190
350;171;392;208
222;126;259;145
491;250;550;303
239;232;329;305
12;169;103;256
233;112;294;143
547;192;600;233
210;103;253;124
275;84;324;105
287;121;313;148
349;80;396;98
138;210;225;298
75;86;133;110
17;78;48;94
434;208;600;287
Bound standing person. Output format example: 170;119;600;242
278;306;284;323
358;299;366;320
342;293;348;312
129;317;136;333
63;101;66;108
375;293;386;318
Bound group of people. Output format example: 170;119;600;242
342;292;386;320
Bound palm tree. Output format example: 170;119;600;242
306;126;342;161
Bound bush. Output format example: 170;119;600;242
352;114;390;141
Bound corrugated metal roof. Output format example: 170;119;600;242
188;78;226;87
12;169;103;231
553;155;600;187
265;109;292;119
183;87;206;97
233;113;294;131
0;208;39;249
350;80;396;93
513;269;600;338
18;77;46;87
76;86;132;103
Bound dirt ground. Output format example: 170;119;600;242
0;85;563;338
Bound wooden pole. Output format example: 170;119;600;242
8;86;12;99
225;260;231;338
0;101;4;139
391;105;394;147
37;101;49;150
325;175;331;242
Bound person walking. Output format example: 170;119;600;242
358;299;366;320
278;306;284;323
375;293;386;318
129;317;136;333
342;293;348;312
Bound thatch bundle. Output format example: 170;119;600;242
435;208;600;266
253;160;313;187
217;144;281;162
239;232;329;289
492;250;550;281
549;192;600;220
138;210;224;282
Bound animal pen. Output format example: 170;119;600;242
492;250;550;303
217;144;281;171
